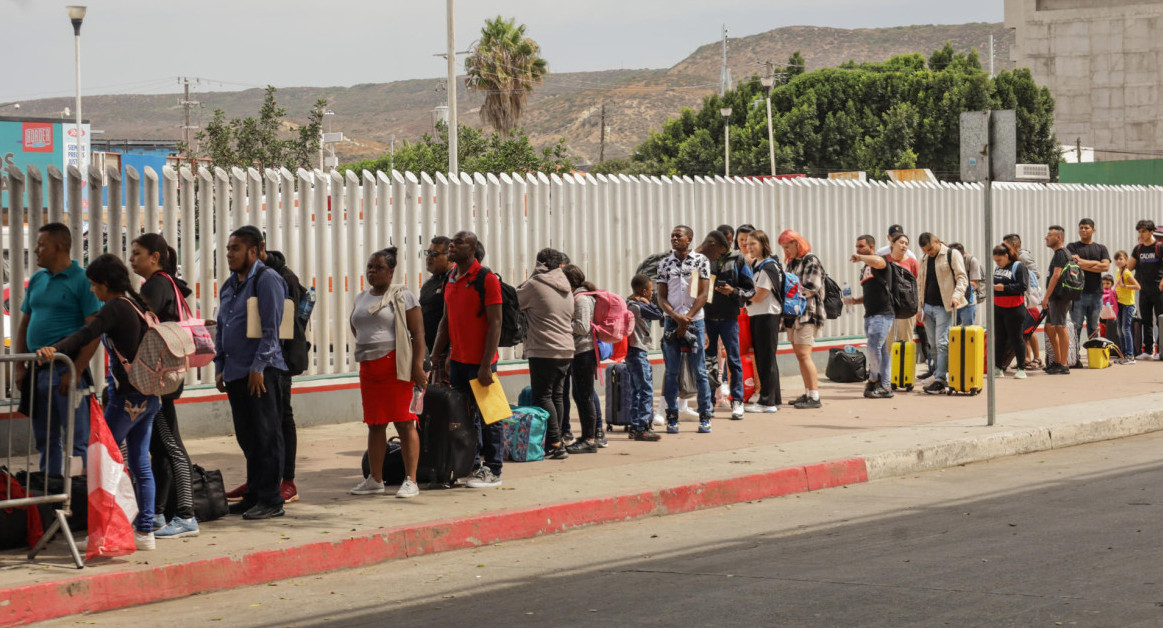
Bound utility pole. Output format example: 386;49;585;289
446;0;458;175
179;77;199;166
1077;137;1082;163
598;103;606;164
989;34;995;78
720;24;731;97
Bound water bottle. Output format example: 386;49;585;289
298;286;317;325
409;387;425;415
844;344;857;354
842;281;853;313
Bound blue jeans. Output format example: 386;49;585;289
865;314;893;387
922;304;954;381
705;318;744;403
104;384;161;533
1071;292;1102;348
956;303;977;327
449;360;503;477
662;319;712;415
625;347;653;431
1118;303;1136;358
29;362;91;476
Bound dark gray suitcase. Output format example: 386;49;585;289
605;362;634;431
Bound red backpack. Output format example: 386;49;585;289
577;290;634;343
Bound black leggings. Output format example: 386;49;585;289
281;371;297;480
571;350;599;440
994;305;1027;370
528;357;571;446
749;314;782;406
150;397;194;520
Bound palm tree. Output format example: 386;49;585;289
464;16;548;134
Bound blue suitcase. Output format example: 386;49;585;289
604;362;634;431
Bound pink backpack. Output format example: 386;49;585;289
577;290;634;343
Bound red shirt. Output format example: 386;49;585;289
444;259;502;365
892;256;920;277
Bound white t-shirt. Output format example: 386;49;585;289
746;263;783;317
350;288;419;362
656;251;712;322
876;244;918;261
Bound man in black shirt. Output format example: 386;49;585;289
1127;220;1162;358
419;236;453;355
1041;225;1073;374
849;235;894;398
1066;218;1110;364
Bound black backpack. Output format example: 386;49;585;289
470;267;527;348
822;275;844;319
881;256;919;319
260;263;312;376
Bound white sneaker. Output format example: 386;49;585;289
652;413;665;427
395;478;419;498
349;476;385;495
917;376;936;388
135;531;156;551
1013;369;1027;379
680;406;700;419
993;369;1005;378
731;401;744;420
466;467;502;489
744;403;779;413
1136;352;1151;360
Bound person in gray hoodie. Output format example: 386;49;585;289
562;264;601;454
516;249;575;460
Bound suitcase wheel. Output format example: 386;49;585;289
905;384;913;392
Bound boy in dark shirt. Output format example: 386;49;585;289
1065;218;1111;364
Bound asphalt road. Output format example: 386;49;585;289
48;432;1163;627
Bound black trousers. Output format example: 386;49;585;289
528;357;571;446
994;305;1027;370
749;314;782;406
571;350;599;440
280;371;297;480
1139;288;1162;355
226;368;286;507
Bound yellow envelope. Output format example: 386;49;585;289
469;378;512;425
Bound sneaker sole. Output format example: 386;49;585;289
395;492;419;499
156;529;200;539
349;489;385;495
466;482;502;489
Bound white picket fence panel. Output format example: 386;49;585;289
4;163;1162;386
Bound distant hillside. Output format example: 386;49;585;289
11;22;1014;166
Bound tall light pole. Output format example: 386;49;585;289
720;107;732;177
446;0;458;175
761;76;776;177
67;6;86;184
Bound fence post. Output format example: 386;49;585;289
67;166;83;262
313;170;330;374
5;166;26;331
125;166;141;278
26;165;43;236
47;165;64;225
106;164;124;263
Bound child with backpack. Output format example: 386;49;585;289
626;274;664;441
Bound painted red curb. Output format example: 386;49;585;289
0;456;868;626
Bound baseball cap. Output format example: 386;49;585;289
1153;227;1163;239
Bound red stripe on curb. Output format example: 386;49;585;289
0;457;867;626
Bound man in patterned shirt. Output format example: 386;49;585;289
656;225;714;434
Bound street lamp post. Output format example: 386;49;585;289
446;0;458;175
720;107;732;177
67;6;86;181
761;76;776;177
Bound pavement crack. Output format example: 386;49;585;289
615;569;1086;601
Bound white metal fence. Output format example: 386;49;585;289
4;163;1162;386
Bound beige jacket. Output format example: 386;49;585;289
369;285;415;382
917;244;970;312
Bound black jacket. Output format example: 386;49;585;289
141;272;193;323
703;252;756;320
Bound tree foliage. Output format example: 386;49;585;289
464;16;548;134
612;46;1059;180
190;86;326;171
340;123;574;176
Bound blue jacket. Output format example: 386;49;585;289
214;259;288;382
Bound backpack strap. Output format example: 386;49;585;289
106;296;154;369
159;272;194;322
470;267;493;317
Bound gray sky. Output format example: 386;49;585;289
0;0;1005;103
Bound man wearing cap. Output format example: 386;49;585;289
1127;220;1163;359
215;225;290;520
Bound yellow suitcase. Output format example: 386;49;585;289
948;325;985;395
1086;346;1110;369
891;341;915;391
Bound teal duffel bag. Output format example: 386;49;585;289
503;406;549;462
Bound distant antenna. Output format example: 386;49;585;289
720;25;732;96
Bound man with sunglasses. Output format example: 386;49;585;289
420;236;454;356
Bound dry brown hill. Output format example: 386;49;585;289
11;22;1013;166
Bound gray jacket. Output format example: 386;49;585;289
572;288;596;355
516;268;575;360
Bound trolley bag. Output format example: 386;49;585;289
948;325;985;395
1043;325;1079;367
502;407;548;462
890;340;916;391
417;385;478;487
825;347;867;383
604;362;634;431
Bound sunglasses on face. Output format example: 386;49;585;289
422;250;446;259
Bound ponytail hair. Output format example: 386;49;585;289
133;233;178;276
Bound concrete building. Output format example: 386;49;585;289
1005;0;1163;161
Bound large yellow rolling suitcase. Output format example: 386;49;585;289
891;341;915;391
948;325;985;395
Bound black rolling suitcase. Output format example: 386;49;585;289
417;385;479;487
604;362;634;431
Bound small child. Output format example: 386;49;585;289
1101;274;1118;338
625;274;664;442
1113;251;1141;363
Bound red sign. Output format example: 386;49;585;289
22;123;54;153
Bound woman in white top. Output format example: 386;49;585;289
745;230;783;412
348;247;427;498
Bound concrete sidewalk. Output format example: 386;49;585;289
3;361;1163;626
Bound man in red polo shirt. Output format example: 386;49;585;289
431;231;504;488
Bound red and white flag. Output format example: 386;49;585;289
85;396;137;560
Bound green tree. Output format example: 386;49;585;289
340;123;574;176
192;87;325;171
785;51;806;78
605;45;1059;180
464;16;548;134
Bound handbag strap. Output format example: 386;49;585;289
160;272;195;322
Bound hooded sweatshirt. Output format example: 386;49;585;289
516;268;575;359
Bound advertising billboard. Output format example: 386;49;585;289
1;117;91;211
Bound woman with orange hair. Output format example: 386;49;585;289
777;230;826;409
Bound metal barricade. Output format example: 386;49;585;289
1;353;84;569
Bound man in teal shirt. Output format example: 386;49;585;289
16;223;101;475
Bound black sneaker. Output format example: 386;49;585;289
665;409;680;434
595;428;608;448
790;393;809;406
1050;363;1071;375
1069;360;1084;370
561;433;576;446
863;381;876;395
630;429;661;442
545;445;570;460
869;386;894;399
793;396;822;409
565;440;598;454
922;379;947;394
